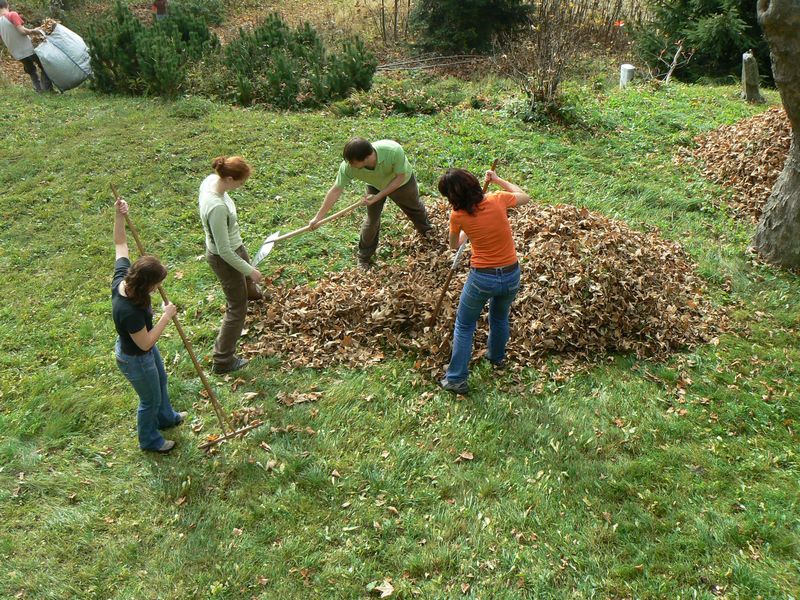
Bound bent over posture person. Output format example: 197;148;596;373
309;137;433;270
438;169;530;395
112;198;186;453
199;156;263;374
0;0;51;92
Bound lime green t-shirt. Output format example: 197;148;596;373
333;140;413;191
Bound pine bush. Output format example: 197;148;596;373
633;0;771;83
87;0;219;97
410;0;531;54
222;14;377;109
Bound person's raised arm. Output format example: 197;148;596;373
114;198;130;260
309;185;343;229
484;170;530;207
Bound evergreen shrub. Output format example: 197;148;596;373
632;0;771;83
87;0;219;97
410;0;530;54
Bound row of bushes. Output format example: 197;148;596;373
410;0;770;85
87;2;377;108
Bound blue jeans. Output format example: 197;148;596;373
115;339;180;450
445;265;521;383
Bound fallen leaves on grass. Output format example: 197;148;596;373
245;201;722;374
230;406;264;428
277;390;323;407
454;450;474;463
367;579;395;598
677;107;791;222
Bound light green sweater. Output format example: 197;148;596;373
198;174;254;276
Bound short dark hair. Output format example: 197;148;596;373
438;169;484;215
343;137;374;163
0;1;9;9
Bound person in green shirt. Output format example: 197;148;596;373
309;138;433;270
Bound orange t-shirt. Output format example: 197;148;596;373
449;191;518;268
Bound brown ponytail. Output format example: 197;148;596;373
212;156;251;181
124;255;167;309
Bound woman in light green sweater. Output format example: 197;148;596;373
199;156;262;374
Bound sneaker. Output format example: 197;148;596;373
439;377;470;395
484;357;506;371
146;439;176;454
160;411;188;430
212;356;249;374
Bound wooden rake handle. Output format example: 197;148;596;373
111;185;232;433
428;159;500;326
274;198;364;244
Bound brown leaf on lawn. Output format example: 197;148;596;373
387;506;400;516
454;451;474;463
376;580;394;598
461;583;471;594
176;496;187;506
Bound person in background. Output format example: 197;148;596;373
437;168;530;395
151;0;168;20
112;198;187;454
309;137;433;270
199;156;263;374
0;0;52;92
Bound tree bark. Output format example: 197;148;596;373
752;0;800;267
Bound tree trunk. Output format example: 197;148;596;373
752;0;800;267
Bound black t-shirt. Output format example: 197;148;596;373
112;258;153;355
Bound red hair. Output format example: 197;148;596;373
212;156;251;181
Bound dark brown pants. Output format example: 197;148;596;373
207;245;257;368
359;175;432;261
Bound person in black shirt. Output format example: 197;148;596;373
112;198;186;453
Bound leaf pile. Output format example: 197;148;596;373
244;201;722;374
678;107;791;222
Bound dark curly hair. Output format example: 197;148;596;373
124;255;167;309
438;168;484;215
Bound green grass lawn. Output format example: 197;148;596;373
0;73;798;599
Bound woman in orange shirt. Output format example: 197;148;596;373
438;168;530;394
